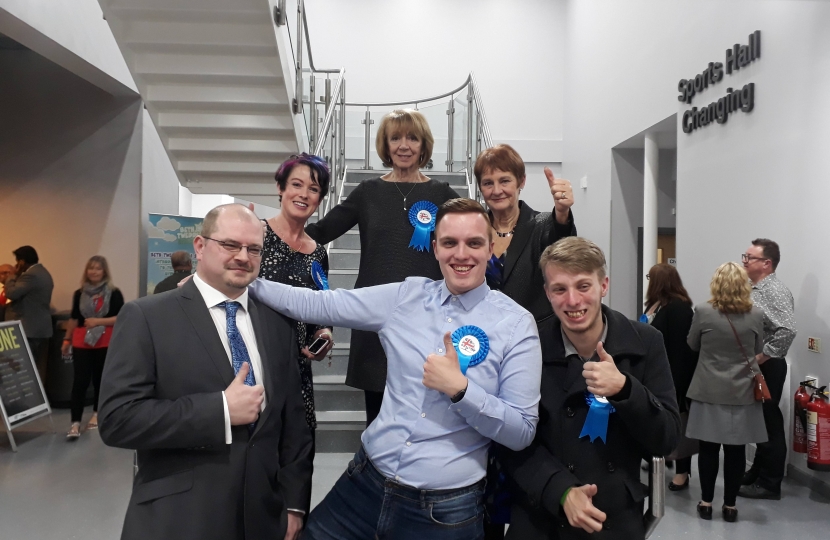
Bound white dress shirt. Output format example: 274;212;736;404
193;274;265;444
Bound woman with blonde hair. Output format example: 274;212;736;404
686;262;766;522
61;256;124;439
305;109;459;426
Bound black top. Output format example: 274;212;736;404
306;177;460;391
71;288;125;327
154;270;193;294
650;299;699;413
486;201;576;322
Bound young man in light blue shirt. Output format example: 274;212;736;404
250;198;542;540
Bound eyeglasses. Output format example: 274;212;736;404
741;254;768;263
646;274;650;280
203;237;263;258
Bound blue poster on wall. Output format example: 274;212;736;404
147;214;203;296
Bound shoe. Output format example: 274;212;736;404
66;423;81;440
86;414;98;430
697;502;713;520
668;473;690;491
722;506;738;522
737;483;781;500
741;468;759;486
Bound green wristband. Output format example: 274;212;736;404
560;487;572;507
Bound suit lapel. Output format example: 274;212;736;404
248;299;277;438
501;202;536;283
177;280;235;387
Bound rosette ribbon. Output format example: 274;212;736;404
579;392;616;444
408;201;438;252
311;260;330;291
451;325;490;375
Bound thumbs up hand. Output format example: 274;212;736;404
545;167;574;223
423;332;469;397
582;342;627;398
225;363;265;425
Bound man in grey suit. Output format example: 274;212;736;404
3;246;54;382
99;204;313;540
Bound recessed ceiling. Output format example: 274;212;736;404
613;114;677;150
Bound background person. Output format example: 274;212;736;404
153;251;193;294
739;238;796;501
3;245;54;382
643;263;699;490
60;256;124;439
0;263;13;321
476;144;576;321
505;237;680;540
99;204;312;540
306;109;460;426
686;262;767;523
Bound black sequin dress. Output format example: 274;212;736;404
258;221;330;430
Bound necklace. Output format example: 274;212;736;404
392;180;421;211
494;229;514;238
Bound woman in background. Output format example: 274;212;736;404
61;256;123;440
686;262;766;523
643;263;699;491
306;109;459;426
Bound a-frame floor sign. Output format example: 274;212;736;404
0;321;53;451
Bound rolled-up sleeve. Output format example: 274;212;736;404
451;313;541;451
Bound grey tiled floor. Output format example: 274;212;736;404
1;410;827;539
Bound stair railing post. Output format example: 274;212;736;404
466;83;474;189
362;108;373;170
446;98;455;172
293;0;304;114
309;74;317;151
339;80;347;184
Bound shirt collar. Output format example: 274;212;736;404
439;279;490;311
561;314;608;361
752;272;777;290
193;273;249;311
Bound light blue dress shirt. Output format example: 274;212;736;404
249;276;541;489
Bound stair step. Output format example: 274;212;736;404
329;249;360;270
315;429;363;454
311;355;349;377
316;410;366;426
313;380;363;412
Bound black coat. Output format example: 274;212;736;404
99;280;313;540
487;201;576;322
649;299;698;413
505;306;680;540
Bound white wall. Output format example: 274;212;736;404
305;0;566;162
562;0;830;483
0;48;143;309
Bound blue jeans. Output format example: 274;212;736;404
303;446;485;540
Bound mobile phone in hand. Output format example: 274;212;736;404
308;337;330;355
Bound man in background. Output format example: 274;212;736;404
0;263;14;321
153;250;194;294
3;246;54;382
739;238;796;501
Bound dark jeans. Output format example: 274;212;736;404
28;338;50;384
748;357;787;492
364;390;384;427
303;446;485;540
698;441;745;506
70;347;107;422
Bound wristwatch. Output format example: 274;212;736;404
451;384;468;404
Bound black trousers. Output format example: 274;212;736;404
70;347;107;422
749;357;787;492
698;441;745;506
364;390;384;427
675;456;692;475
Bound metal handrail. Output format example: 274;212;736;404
470;72;493;148
345;76;472;108
302;4;340;74
314;69;345;156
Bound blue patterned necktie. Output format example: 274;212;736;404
220;301;256;387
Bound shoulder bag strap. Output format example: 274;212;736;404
724;313;756;376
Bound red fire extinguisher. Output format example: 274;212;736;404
793;383;811;454
807;386;830;471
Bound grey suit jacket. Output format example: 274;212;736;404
99;279;313;540
4;264;54;338
686;303;764;405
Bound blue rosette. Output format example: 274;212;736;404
311;260;329;291
408;200;438;252
579;392;616;444
451;325;490;375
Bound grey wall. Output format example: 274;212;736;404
0;48;143;309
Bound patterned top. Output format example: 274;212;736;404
258;220;330;430
751;273;796;358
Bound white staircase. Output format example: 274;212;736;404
99;0;305;208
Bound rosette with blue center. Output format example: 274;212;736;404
451;325;490;375
579;391;616;444
311;260;329;291
407;200;438;252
